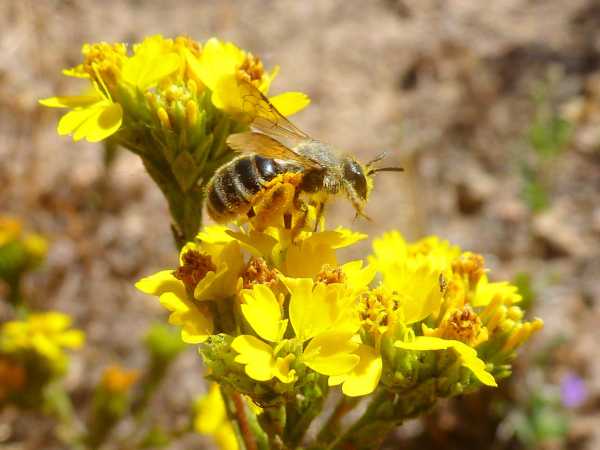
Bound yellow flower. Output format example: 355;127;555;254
394;336;497;387
187;37;309;118
135;270;214;344
194;383;239;450
0;312;84;372
231;278;360;384
226;225;367;279
39;81;123;143
328;343;383;397
121;35;180;90
371;233;443;325
136;238;243;343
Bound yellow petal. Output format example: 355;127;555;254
284;278;351;341
121;35;180;89
341;260;376;292
273;354;296;384
122;52;180;89
136;270;185;297
336;345;382;397
62;65;89;78
177;307;213;344
194;242;244;301
269;92;310;117
57;330;85;349
158;291;190;313
227;230;279;260
57;102;122;143
195;384;226;434
195;38;245;91
241;285;286;342
303;330;359;376
330;227;368;248
39;93;103;108
232;335;275;382
394;336;497;387
214;424;240;450
197;225;235;244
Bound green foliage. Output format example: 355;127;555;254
511;387;569;449
513;272;535;313
528;114;572;159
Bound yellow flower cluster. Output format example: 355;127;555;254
0;312;85;374
0;311;84;406
40;36;311;245
40;35;308;144
137;221;542;400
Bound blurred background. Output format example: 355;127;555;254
1;0;599;449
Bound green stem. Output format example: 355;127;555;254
6;275;27;317
44;383;87;450
284;392;326;448
332;382;438;450
140;157;204;249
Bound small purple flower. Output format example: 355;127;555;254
560;373;587;408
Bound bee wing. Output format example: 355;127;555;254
227;132;322;169
238;79;310;149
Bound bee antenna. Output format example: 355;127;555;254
366;152;388;167
367;167;404;176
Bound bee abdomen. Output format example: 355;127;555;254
206;155;293;223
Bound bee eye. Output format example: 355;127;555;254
343;160;367;200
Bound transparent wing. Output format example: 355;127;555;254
238;79;310;149
226;132;322;168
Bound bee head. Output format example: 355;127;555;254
342;157;369;202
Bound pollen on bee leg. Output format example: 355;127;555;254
251;182;296;230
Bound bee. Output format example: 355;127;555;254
206;80;402;229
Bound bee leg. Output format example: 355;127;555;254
284;212;293;229
314;201;326;232
290;199;309;237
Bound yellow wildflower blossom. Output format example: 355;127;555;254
232;278;360;383
0;312;84;372
371;233;443;324
136;270;213;344
39;81;123;143
224;224;367;279
121;35;180;90
188;37;309;118
136;238;243;343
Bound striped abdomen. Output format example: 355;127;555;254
206;155;302;223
